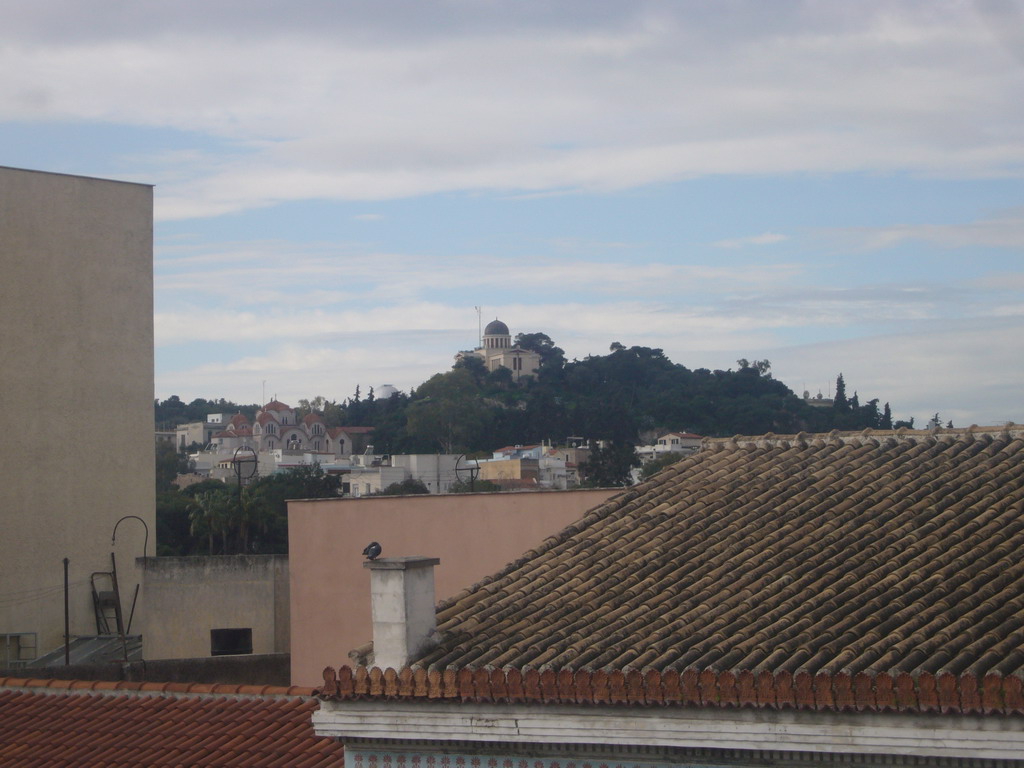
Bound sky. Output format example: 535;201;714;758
2;0;1023;428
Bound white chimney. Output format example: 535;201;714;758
364;556;440;670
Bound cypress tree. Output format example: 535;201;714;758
834;373;849;411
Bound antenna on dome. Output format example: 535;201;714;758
475;306;482;348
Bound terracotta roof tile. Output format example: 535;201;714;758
404;428;1024;678
0;678;342;767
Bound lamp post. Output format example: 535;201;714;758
232;446;259;552
111;515;150;661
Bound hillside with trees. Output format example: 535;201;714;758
155;335;912;554
156;335;906;456
319;337;901;455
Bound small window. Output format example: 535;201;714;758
211;628;252;656
1;633;37;667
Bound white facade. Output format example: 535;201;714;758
636;432;703;464
0;167;153;661
391;454;463;494
316;701;1024;764
459;319;541;382
345;465;408;497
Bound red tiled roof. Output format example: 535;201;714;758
494;444;539;454
230;412;250;427
0;678;343;767
263;400;291;411
303;413;325;425
353;427;1024;681
318;664;1024;715
338;426;374;435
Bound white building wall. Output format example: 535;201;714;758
391;454;462;494
0;167;153;660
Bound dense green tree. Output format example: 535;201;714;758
155;491;194;556
448;478;502;493
834;374;849;412
453;354;488;385
377;478;430;495
736;359;771;376
154;396;257;428
155;441;190;493
859;398;881;429
296;396;327;417
406;368;491;453
156;342;904;482
514;332;566;369
256;464;341;505
188;489;231;555
181;478;232;499
486;366;515;390
233;485;275;553
881;402;893;430
639;452;683;481
581;440;639;487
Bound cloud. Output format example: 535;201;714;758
712;232;788;249
157;297;1024;427
822;208;1024;251
769;318;1024;427
154;239;808;312
2;2;1022;217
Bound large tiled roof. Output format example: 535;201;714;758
338;426;374;435
408;427;1024;677
0;678;344;767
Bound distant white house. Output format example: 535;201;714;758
475;444;571;490
635;431;703;466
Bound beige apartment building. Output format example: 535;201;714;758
0;167;154;665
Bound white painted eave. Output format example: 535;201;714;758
313;700;1024;760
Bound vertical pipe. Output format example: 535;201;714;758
63;558;70;666
110;552;127;662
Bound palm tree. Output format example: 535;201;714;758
236;485;273;553
188;490;230;554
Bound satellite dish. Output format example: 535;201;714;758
232;445;258;482
454;454;480;492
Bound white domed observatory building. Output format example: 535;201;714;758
458;318;541;382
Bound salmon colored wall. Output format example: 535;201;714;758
288;489;617;686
